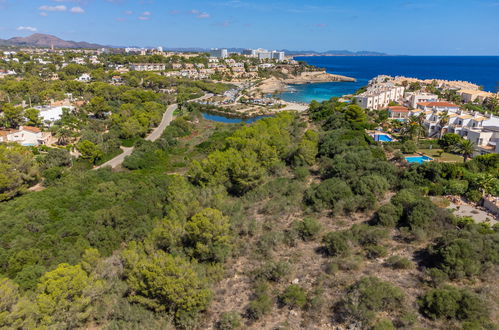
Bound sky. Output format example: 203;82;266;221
0;0;499;55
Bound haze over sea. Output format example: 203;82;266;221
280;56;499;103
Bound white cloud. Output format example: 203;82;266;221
124;10;133;15
190;9;210;19
138;16;150;20
39;12;48;16
142;11;151;16
39;5;67;11
70;6;84;13
17;26;37;32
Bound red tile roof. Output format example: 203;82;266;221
417;101;459;107
388;106;409;112
21;126;41;133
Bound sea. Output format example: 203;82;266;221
279;56;499;103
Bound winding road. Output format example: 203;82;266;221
95;93;212;170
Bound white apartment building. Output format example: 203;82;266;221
404;92;439;109
130;63;166;71
416;101;460;112
354;83;405;110
209;49;228;59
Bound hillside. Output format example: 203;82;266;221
0;33;105;49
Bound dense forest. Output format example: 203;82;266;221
0;95;498;329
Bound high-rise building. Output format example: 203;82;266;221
209;48;228;59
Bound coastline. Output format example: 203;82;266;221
253;71;356;95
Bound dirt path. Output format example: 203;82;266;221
94;93;212;170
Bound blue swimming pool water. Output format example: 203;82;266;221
374;134;393;142
202;113;270;124
405;156;433;164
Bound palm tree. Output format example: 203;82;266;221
437;111;450;138
456;139;475;163
402;115;426;141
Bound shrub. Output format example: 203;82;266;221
401;141;417;154
365;245;388;259
444;180;469;195
280;285;307;309
349;224;389;246
254;261;290;283
305;178;353;211
373;318;395;330
419;287;489;323
385;256;413;269
293;166;310;181
292;218;322;241
217;311;242;330
375;203;403;227
427;230;499;279
247;282;273;320
322;232;350;257
338;277;405;324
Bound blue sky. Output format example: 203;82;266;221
0;0;499;55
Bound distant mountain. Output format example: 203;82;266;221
0;33;106;49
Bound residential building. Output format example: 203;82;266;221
457;89;498;103
354;80;405;110
388;106;410;120
0;126;51;146
271;51;285;61
76;73;91;82
404;92;438;108
416;101;460;112
130;63;166;71
34;104;75;125
209;48;228;59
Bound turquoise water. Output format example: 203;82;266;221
202;112;270;124
374;134;393;142
280;56;499;103
405;155;433;164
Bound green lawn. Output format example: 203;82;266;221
417;148;464;163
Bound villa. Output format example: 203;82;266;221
0;126;51;146
388;106;409;120
416;101;460;112
130;63;166;71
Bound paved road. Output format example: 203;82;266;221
94;93;212;170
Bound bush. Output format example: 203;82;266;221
254;261;290;283
247;282;273;320
365;245;388;259
375;203;402;227
322;232;350;257
419;287;489;323
427;229;499;279
385;256;413;269
280;285;307;309
305;178;353;211
401;141;417;154
338;277;405;324
444;180;469;195
373;318;396;330
293;166;310;181
217;311;242;330
292;218;322;241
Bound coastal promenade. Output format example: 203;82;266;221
95;93;212;170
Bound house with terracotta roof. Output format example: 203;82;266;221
416;101;460;112
0;126;51;146
388;106;409;120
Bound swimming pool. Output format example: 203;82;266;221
405;155;433;164
373;134;393;142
